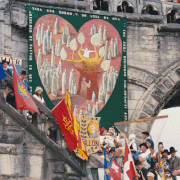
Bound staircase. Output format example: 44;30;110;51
0;74;103;180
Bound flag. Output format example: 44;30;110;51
104;149;113;180
124;139;136;180
0;63;7;80
109;159;122;180
65;91;89;160
12;64;40;115
158;150;165;178
52;99;78;151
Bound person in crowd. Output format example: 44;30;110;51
156;142;164;159
142;131;154;149
161;155;172;175
153;160;159;174
169;147;180;172
136;143;151;164
6;91;16;109
100;127;107;136
47;127;57;142
100;127;115;151
109;147;115;158
116;133;126;147
161;149;170;164
114;148;124;168
107;126;116;136
138;154;151;170
172;169;180;180
162;149;169;157
1;60;12;76
33;86;45;105
148;169;157;180
31;86;44;125
20;70;31;93
138;153;151;170
146;139;156;168
129;134;138;160
147;171;155;180
135;160;148;180
107;126;120;148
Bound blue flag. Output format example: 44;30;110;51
0;63;6;81
104;149;113;180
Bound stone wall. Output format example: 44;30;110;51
127;21;180;75
0;104;86;180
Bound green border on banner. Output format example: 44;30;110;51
27;6;127;130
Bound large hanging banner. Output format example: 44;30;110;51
27;6;127;129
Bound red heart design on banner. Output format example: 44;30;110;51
33;14;122;115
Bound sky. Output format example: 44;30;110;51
151;107;180;157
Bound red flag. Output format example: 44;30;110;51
110;159;122;180
124;140;136;180
52;99;78;151
12;64;40;115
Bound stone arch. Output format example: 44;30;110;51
167;8;178;23
141;4;159;15
128;62;180;141
117;1;134;13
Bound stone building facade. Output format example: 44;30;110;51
0;0;180;178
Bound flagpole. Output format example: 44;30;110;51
114;115;168;126
123;133;138;175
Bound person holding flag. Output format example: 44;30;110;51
1;59;12;77
103;148;122;180
12;63;40;115
124;139;136;180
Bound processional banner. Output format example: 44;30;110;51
27;6;127;129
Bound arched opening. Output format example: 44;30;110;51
117;1;134;13
167;9;177;23
142;5;159;15
93;0;109;11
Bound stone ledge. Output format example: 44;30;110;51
13;0;90;11
158;24;180;32
0;131;23;144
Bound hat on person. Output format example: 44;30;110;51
35;86;43;93
146;139;152;145
109;147;115;153
129;134;136;140
142;131;149;136
21;70;27;75
135;160;142;166
162;155;167;159
2;59;9;65
147;172;155;177
162;149;169;155
169;147;177;154
100;127;106;135
139;143;148;149
158;142;163;147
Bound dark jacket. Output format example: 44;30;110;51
169;156;180;171
137;167;148;180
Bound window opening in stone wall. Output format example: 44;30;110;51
167;9;177;23
93;0;109;11
117;1;134;13
142;5;159;15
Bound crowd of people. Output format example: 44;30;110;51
99;127;180;180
